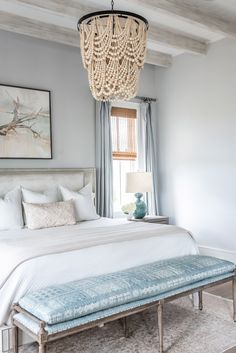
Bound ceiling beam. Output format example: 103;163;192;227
0;11;172;68
130;0;236;39
4;0;207;55
0;0;93;18
0;11;80;47
146;50;172;67
149;25;207;55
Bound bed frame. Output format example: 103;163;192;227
0;168;96;351
0;168;96;197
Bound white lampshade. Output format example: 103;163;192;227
126;172;153;193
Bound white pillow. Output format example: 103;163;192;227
60;184;99;222
23;200;76;230
22;187;59;204
0;188;24;230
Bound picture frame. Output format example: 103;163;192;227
0;83;52;159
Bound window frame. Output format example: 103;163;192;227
111;101;140;217
111;105;138;160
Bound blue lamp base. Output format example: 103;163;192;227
133;192;147;219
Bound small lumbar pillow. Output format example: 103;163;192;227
22;187;59;204
60;184;99;222
23;200;76;230
0;188;24;230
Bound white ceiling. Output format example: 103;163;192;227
0;0;235;67
176;0;236;22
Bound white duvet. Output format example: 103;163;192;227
0;218;198;325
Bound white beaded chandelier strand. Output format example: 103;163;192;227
79;0;148;101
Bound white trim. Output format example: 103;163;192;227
222;345;236;353
0;325;12;353
110;101;140;110
111;102;139;214
204;291;232;303
199;245;236;264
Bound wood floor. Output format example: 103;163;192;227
205;282;233;300
205;283;235;353
223;349;236;353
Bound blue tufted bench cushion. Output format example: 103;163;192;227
17;255;234;333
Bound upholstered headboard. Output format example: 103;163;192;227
0;168;96;197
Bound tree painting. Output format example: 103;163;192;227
0;84;52;159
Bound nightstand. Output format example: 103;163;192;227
129;215;169;224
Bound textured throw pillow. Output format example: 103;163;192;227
22;187;59;204
60;184;99;222
23;200;76;230
0;188;24;230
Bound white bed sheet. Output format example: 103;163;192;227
0;218;198;325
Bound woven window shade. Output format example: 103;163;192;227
111;107;136;119
111;107;137;160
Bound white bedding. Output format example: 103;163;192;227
0;218;198;325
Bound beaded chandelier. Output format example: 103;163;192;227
78;1;149;101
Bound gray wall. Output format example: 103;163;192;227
156;38;236;254
0;30;156;168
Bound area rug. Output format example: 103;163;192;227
20;293;236;353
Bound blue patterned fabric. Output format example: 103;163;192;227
19;255;234;326
15;271;234;335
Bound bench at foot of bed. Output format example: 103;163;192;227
12;255;236;353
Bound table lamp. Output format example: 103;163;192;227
126;172;153;219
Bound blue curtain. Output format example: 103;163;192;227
95;101;113;218
140;101;159;215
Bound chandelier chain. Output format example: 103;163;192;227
111;0;114;11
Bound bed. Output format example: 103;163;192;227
0;168;198;326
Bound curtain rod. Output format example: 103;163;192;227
135;95;157;102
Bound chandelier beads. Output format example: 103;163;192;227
78;1;148;101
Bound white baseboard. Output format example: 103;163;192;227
0;326;35;353
0;325;12;353
199;245;236;264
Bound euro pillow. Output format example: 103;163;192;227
60;184;99;222
23;200;76;230
0;188;24;230
22;187;59;204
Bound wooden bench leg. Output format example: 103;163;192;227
11;308;18;353
198;291;203;311
121;317;131;338
39;343;47;353
39;321;47;353
157;302;164;353
233;275;236;322
123;317;128;338
12;325;19;353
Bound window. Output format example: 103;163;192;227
111;106;138;214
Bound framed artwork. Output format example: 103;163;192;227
0;84;52;159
